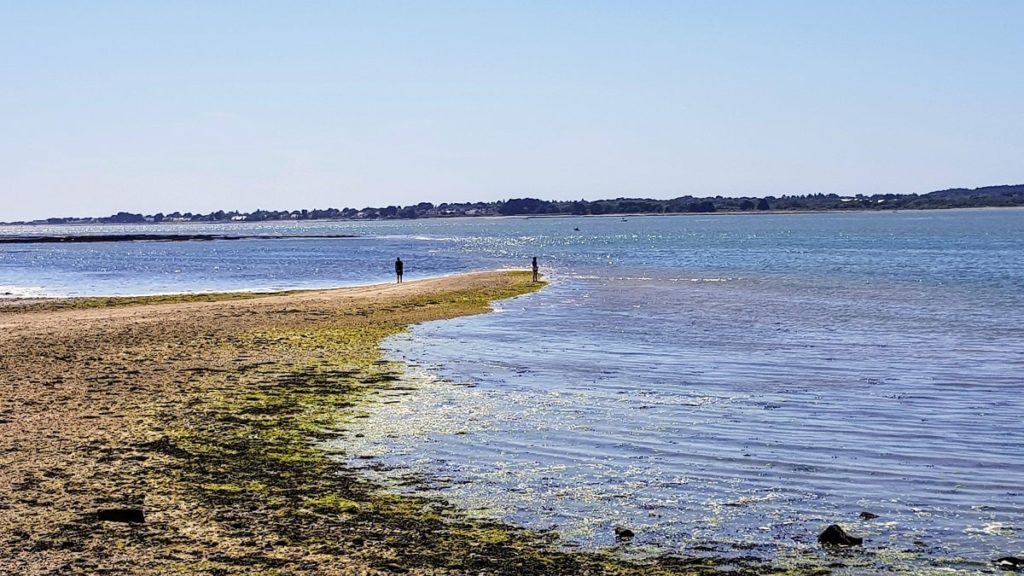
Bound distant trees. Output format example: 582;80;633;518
108;211;146;223
10;184;1024;226
499;198;555;215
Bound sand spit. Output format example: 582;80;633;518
0;271;771;575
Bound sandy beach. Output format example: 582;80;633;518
0;271;758;576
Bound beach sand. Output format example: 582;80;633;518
0;271;759;575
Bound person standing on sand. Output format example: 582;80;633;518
531;256;539;282
395;257;404;283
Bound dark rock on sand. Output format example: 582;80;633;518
614;527;634;539
818;524;862;547
859;511;879;520
97;508;145;523
993;557;1024;571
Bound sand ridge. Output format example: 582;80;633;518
0;272;541;574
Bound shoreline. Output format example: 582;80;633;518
0;233;359;244
2;204;1022;231
0;270;522;307
0;271;781;575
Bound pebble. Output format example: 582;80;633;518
97;508;145;523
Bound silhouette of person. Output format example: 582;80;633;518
531;256;539;282
395;257;404;284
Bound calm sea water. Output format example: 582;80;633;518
3;210;1022;573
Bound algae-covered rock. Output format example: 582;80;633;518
818;524;862;547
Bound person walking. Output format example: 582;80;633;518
531;256;539;282
395;257;404;283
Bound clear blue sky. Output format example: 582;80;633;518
2;1;1022;220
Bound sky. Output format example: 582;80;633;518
2;1;1022;221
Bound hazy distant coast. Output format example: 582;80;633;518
0;233;359;244
5;183;1023;226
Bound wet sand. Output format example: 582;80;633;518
0;271;763;575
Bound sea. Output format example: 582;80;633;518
2;209;1022;573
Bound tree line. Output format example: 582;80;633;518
10;184;1024;225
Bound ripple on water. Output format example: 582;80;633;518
342;269;1024;574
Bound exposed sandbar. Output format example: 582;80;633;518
0;271;769;575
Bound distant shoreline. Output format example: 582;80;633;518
4;183;1022;225
498;204;1024;219
0;233;359;244
2;204;1023;233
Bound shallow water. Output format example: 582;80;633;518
343;211;1024;573
4;210;1023;572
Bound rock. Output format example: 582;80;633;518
859;511;879;520
614;526;634;539
993;557;1024;571
818;524;862;547
97;508;145;523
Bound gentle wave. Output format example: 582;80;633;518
0;284;63;299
